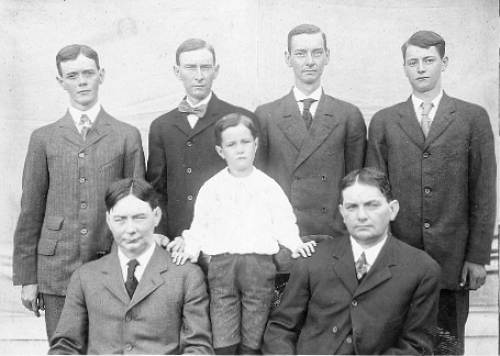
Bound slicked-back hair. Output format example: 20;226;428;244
401;30;446;60
340;168;393;203
56;44;100;76
214;113;258;147
175;38;216;65
287;24;328;53
105;178;160;212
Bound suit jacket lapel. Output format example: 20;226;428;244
190;94;223;138
353;235;395;298
294;94;340;170
83;108;113;147
127;246;168;311
100;248;130;305
423;93;456;149
276;91;308;151
396;97;426;149
331;237;358;295
58;111;83;146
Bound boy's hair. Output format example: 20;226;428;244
340;167;393;203
214;113;258;146
287;24;328;53
56;44;100;76
175;38;216;65
401;30;446;60
105;178;160;212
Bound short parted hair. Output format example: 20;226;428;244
175;38;216;65
287;24;328;53
214;113;258;146
401;30;446;60
340;168;393;203
56;44;100;76
105;178;160;212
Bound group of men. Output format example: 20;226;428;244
12;24;495;355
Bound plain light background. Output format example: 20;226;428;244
1;0;498;318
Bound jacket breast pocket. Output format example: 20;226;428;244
99;154;124;178
38;216;64;256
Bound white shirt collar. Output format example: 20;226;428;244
411;90;443;121
350;234;388;272
117;242;156;283
186;91;212;108
68;100;101;127
293;86;322;102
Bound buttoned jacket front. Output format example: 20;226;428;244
13;109;145;295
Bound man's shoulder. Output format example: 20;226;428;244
390;236;441;273
101;111;140;133
212;95;256;118
255;93;291;113
445;95;487;117
321;93;361;113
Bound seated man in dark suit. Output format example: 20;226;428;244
49;178;213;355
262;168;441;355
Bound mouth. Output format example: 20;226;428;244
77;90;91;94
416;77;429;81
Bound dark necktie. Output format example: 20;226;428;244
355;252;369;281
125;259;139;298
178;98;207;118
79;114;91;141
300;98;317;130
420;102;434;137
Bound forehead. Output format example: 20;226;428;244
59;54;98;74
178;48;214;65
290;32;324;51
221;123;253;141
109;195;152;215
342;183;385;203
405;45;440;60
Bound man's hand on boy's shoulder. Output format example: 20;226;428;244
291;241;317;259
166;236;185;252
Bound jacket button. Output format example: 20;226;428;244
80;202;88;209
186;167;192;174
423;222;431;229
186;141;193;147
78;152;85;158
79;177;86;183
423;152;430;158
187;195;193;201
424;187;431;194
125;314;133;322
321;175;327;181
332;326;338;333
124;344;133;351
352;299;358;307
346;336;353;344
321;207;327;213
80;228;88;235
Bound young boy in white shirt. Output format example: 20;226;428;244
169;113;316;354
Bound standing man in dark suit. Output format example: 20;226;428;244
366;30;496;354
12;44;145;341
262;168;441;355
147;38;260;244
255;24;366;239
49;178;213;355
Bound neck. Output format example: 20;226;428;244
70;99;98;111
186;93;210;106
228;166;253;178
119;242;153;260
353;231;388;249
295;81;321;96
412;85;441;102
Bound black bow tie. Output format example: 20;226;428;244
178;99;207;118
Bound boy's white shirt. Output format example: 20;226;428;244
182;167;303;259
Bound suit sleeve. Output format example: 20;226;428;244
365;112;388;174
12;130;49;286
146;119;169;235
48;270;88;355
123;126;145;179
254;105;269;172
262;258;310;354
383;260;441;355
179;265;214;355
466;107;497;264
344;106;367;175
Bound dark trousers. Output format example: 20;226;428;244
434;289;469;355
42;293;66;342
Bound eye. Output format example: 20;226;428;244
294;51;306;57
424;58;435;65
312;49;324;57
65;73;78;79
407;60;417;67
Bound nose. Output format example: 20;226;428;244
305;52;314;65
77;74;88;86
124;219;136;234
356;207;368;221
194;66;204;80
417;60;425;73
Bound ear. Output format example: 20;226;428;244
324;48;331;65
254;137;259;152
215;145;225;160
153;207;162;227
105;211;111;228
98;68;105;84
212;64;220;80
173;65;180;79
388;200;400;221
441;56;448;72
56;76;66;90
338;204;346;221
284;50;292;67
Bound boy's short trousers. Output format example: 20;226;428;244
207;253;276;350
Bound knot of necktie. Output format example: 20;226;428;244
79;114;92;140
420;102;434;137
301;98;317;111
355;252;369;281
125;259;139;298
300;98;317;130
178;99;207;118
